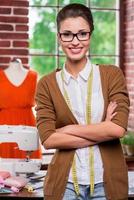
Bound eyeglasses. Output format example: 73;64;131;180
59;31;91;42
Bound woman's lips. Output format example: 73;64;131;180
69;48;82;54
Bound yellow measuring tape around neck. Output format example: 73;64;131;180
61;67;94;196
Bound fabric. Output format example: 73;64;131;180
35;65;130;200
63;182;106;200
56;61;104;185
0;69;41;158
0;171;11;180
3;176;28;188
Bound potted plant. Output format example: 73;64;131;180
120;136;127;155
120;131;134;156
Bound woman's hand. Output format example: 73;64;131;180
53;100;124;146
105;101;117;121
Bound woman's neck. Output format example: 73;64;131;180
65;57;87;78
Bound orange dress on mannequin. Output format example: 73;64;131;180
0;69;42;158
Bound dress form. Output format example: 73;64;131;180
0;58;42;158
4;59;29;87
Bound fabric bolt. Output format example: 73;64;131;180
0;69;41;158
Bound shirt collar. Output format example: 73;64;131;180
62;58;92;84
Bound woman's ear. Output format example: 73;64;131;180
57;32;60;41
57;33;61;46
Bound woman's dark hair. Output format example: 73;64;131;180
57;3;94;34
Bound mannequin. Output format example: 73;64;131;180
4;58;29;87
0;58;42;159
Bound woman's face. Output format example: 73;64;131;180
58;17;91;62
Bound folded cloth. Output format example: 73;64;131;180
0;187;13;194
4;176;29;189
0;171;11;180
0;171;11;186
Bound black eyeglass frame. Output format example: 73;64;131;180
59;31;91;42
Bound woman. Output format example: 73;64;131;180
36;3;129;200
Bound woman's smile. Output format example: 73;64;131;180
69;47;83;54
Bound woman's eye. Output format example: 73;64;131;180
80;32;87;37
63;33;71;37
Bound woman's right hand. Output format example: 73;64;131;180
105;101;117;121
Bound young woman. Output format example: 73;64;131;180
36;3;129;200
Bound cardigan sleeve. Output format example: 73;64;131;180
35;77;56;144
108;67;130;130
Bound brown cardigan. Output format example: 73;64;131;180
35;65;130;200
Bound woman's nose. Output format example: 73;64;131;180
71;35;79;45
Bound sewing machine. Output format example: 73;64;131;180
0;125;42;175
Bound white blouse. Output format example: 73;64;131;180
56;59;104;185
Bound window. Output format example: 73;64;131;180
29;0;120;76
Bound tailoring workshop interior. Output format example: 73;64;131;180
0;0;134;199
